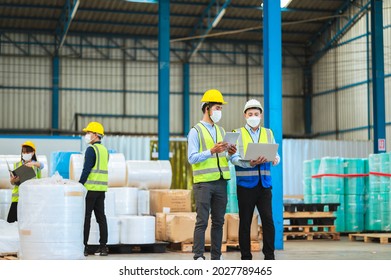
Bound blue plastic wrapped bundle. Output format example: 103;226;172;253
343;158;365;195
50;151;81;179
321;194;344;232
311;159;322;195
319;157;344;195
368;153;390;193
226;162;238;213
303;160;312;197
365;192;390;231
344;194;364;232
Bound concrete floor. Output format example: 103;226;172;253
86;236;391;260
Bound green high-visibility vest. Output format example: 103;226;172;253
191;123;231;183
84;143;109;191
11;161;41;203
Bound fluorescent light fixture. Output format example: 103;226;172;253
212;8;226;28
280;0;293;8
124;0;158;3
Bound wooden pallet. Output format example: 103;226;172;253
284;232;340;241
348;233;391;244
0;252;18;260
284;225;336;233
168;241;261;253
87;242;168;254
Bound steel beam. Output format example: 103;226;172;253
55;0;79;52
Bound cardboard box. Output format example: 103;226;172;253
205;217;227;244
226;213;259;242
155;212;196;243
149;189;192;215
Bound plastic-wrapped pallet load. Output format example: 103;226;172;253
137;190;150;216
303;160;312;203
343;158;365;232
226;162;238;213
108;187;138;215
126;160;172;189
0;220;19;254
0;155;48;189
69;153;127;187
366;153;391;231
310;158;322;203
18;175;86;260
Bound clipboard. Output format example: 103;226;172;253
12;164;37;184
223;132;240;145
242;143;279;162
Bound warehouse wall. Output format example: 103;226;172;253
0;35;304;137
312;1;391;149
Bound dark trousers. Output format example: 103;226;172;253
84;191;108;246
193;178;228;260
237;183;275;260
7;202;18;223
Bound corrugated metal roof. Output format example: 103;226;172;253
0;0;350;46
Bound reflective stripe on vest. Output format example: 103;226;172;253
84;144;109;191
11;161;41;202
191;123;231;183
233;127;274;188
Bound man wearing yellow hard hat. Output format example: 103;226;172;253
7;141;44;223
230;99;280;260
187;89;237;260
79;121;109;257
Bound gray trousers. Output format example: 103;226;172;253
192;178;228;260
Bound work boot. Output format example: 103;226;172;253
95;245;109;256
84;246;89;257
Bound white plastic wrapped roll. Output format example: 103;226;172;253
126;160;172;189
0;189;12;220
137;190;150;216
69;153;127;187
88;217;120;245
105;189;116;217
0;155;48;189
108;187;138;215
119;215;155;244
0;220;19;254
18;177;86;260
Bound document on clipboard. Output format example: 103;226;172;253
242;143;279;162
11;164;36;184
223;132;240;145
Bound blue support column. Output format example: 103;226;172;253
158;0;170;160
371;0;386;153
183;63;190;136
263;0;283;250
52;55;60;134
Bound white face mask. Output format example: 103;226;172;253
84;134;92;144
246;116;261;128
210;110;222;123
22;153;33;161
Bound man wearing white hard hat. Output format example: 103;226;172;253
230;99;280;260
187;89;237;260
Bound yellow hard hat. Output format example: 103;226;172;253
200;89;227;104
83;121;104;135
21;141;36;151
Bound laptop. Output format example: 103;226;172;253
242;143;279;162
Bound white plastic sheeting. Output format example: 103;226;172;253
137;190;150;216
0;155;48;189
0;220;19;254
126;160;172;189
282;139;373;196
119;215;155;244
69;153;127;187
18;176;86;260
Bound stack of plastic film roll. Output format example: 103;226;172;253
226;162;238;214
319;157;344;232
0;189;12;220
50;151;81;178
311;158;322;203
366;153;391;231
0;155;48;189
343;158;365;232
69;153;127;187
18;175;86;260
302;160;312;203
126;160;172;189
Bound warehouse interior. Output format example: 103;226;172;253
0;0;390;262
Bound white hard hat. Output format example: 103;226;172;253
243;99;263;113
